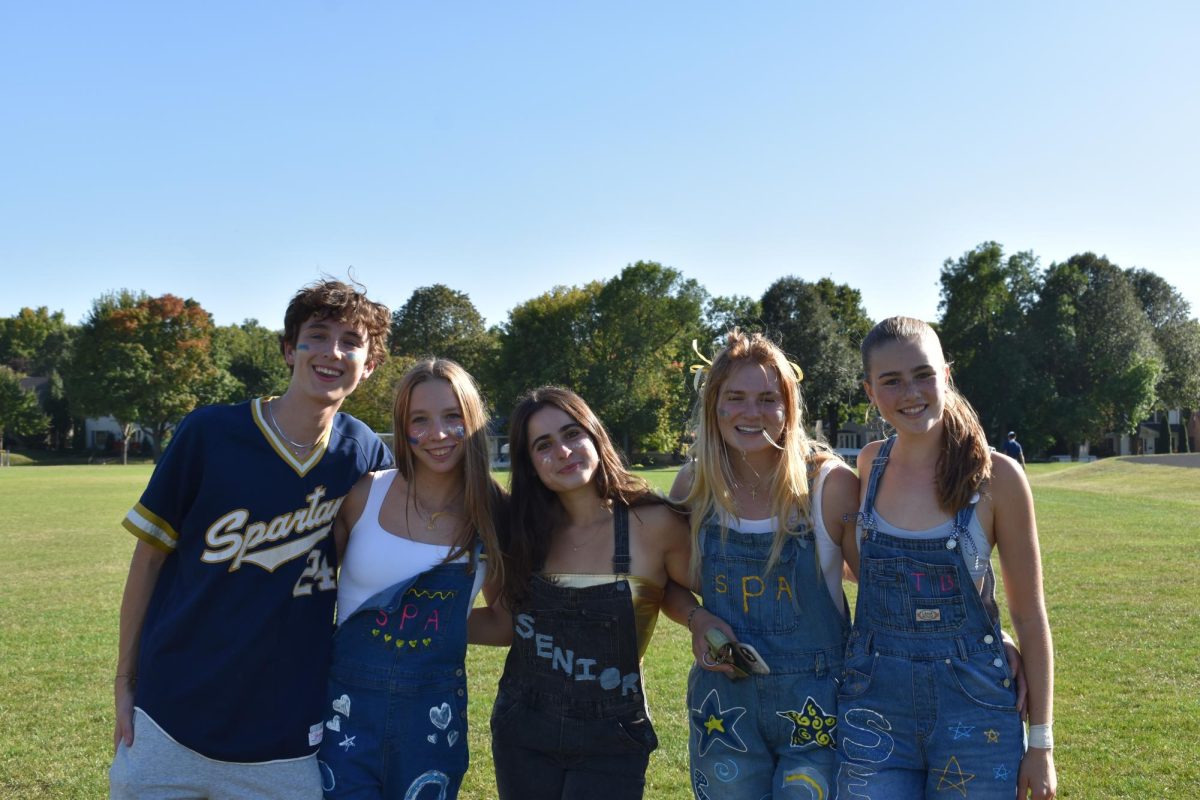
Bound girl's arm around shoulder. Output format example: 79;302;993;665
820;461;861;578
334;471;377;562
467;573;513;647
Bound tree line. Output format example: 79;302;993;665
2;243;1197;463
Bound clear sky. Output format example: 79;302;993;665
2;2;1197;332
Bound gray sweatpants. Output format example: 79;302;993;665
109;708;324;800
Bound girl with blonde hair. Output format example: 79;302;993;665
317;358;506;799
671;329;860;799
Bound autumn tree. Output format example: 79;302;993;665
66;291;231;463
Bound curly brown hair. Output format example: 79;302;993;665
280;279;391;368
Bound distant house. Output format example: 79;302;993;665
1101;409;1193;457
83;416;156;454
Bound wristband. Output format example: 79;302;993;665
1027;723;1054;749
686;605;703;631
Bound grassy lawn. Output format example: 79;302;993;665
1;459;1197;797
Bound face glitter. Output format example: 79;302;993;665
450;424;466;440
296;343;310;351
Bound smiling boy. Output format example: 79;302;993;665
110;280;394;799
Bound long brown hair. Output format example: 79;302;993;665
391;358;505;579
500;386;669;608
861;316;990;511
684;329;838;578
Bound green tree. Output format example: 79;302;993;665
1028;254;1161;456
66;291;230;463
584;261;705;455
1126;268;1200;452
492;283;603;419
0;366;49;452
390;285;496;380
937;243;1042;447
211;319;291;401
701;295;763;347
760;277;860;439
339;355;417;435
0;306;74;376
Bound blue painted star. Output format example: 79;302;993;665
993;764;1012;781
338;734;357;751
948;721;975;740
690;689;748;756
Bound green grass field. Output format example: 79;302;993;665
1;460;1197;798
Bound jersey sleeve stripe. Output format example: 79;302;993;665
123;503;179;551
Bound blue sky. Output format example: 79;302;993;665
2;2;1197;333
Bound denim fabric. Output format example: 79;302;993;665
688;516;848;800
317;557;476;800
491;505;656;800
837;436;1024;799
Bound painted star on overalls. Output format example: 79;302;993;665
777;696;838;750
933;755;975;797
338;734;356;751
948;721;975;740
690;689;748;756
984;728;1000;743
993;764;1012;781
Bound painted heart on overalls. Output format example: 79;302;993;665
332;694;351;717
326;715;341;732
408;640;418;648
383;634;393;642
429;703;452;730
426;734;438;744
447;730;459;747
371;629;380;636
422;638;432;646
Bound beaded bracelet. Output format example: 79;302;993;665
686;605;704;631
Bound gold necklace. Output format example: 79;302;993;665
737;450;766;499
412;491;461;531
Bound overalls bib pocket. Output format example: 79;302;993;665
704;542;804;638
864;556;966;634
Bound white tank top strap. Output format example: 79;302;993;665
356;469;398;535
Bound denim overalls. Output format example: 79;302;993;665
688;507;848;800
490;504;658;800
837;436;1024;798
317;550;478;800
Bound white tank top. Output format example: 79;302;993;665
336;470;485;625
716;460;847;618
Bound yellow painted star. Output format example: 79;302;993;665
984;729;999;743
933;755;975;797
704;715;725;734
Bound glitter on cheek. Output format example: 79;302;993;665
344;351;357;361
407;428;428;446
296;344;311;351
716;406;731;419
539;454;553;465
450;425;466;440
772;406;785;422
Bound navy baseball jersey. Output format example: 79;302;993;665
122;398;392;762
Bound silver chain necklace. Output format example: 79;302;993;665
267;400;321;451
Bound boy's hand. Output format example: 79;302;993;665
114;675;136;752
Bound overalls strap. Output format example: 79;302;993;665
612;503;631;576
860;435;897;525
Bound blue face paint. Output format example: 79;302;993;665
296;343;311;351
407;436;421;446
344;351;357;361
